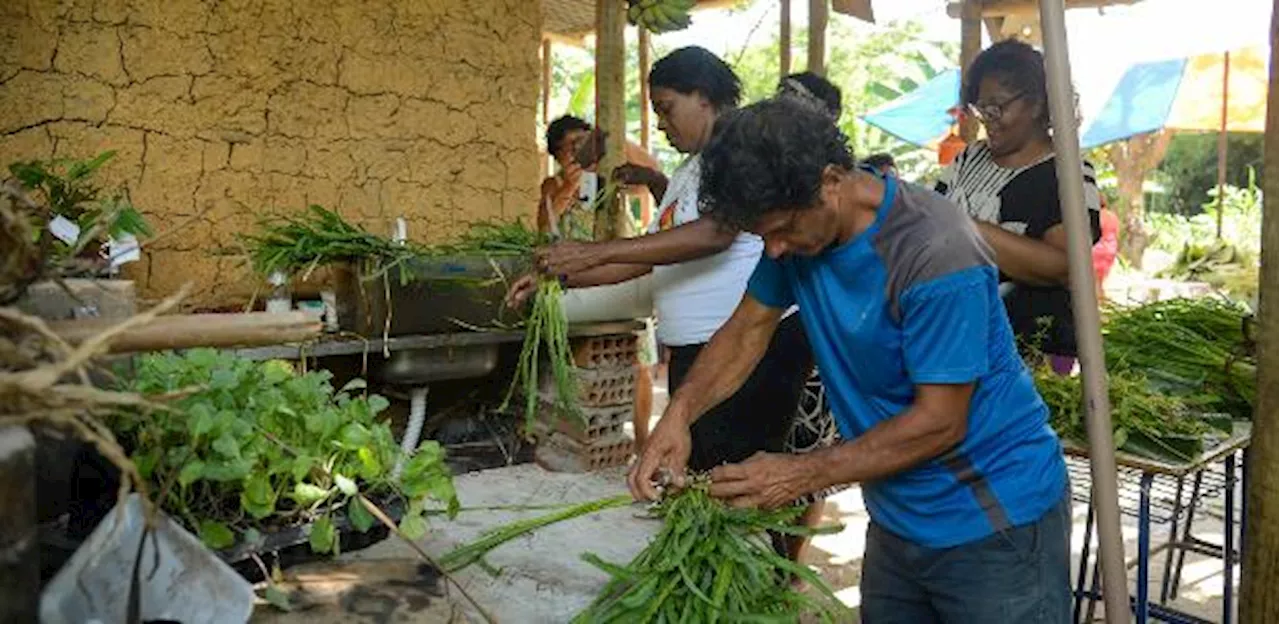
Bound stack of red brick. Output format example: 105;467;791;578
534;334;638;472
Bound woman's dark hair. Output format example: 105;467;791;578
545;115;591;154
698;97;855;229
778;72;842;119
648;46;742;111
964;39;1049;127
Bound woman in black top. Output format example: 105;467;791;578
935;40;1101;373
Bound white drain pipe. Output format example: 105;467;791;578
391;386;429;480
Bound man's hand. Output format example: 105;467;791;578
627;411;693;501
708;452;820;510
504;273;538;309
536;240;609;276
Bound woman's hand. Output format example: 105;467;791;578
504;273;538;309
536;240;610;276
627;411;693;501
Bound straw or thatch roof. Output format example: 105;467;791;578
543;0;743;43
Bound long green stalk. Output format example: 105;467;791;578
437;494;632;572
501;278;580;428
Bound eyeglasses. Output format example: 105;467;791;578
967;91;1028;124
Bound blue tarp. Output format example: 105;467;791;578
860;69;960;148
1079;58;1187;148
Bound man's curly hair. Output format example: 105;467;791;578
698;97;855;230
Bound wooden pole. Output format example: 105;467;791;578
1215;51;1232;239
541;38;553;183
639;27;652;152
0;426;37;623
49;312;322;353
780;0;792;77
807;0;827;76
1038;0;1130;621
638;25;653;226
1241;1;1278;620
594;0;627;240
960;0;983;142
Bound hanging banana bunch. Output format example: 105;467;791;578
626;0;697;34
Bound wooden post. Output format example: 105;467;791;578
0;426;38;623
541;38;553;183
638;25;654;227
594;0;627;240
1215;51;1231;239
780;0;792;77
1241;1;1278;620
807;0;827;76
960;0;983;142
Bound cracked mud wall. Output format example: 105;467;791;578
0;0;543;308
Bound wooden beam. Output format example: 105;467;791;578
960;0;982;142
639;27;652;152
807;0;828;76
594;0;627;240
541;39;553;127
1241;0;1278;620
780;0;792;77
947;0;1138;18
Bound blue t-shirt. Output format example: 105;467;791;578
747;175;1067;549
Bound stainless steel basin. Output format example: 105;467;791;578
376;343;500;386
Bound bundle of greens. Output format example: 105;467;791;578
428;218;546;257
502;278;579;426
113;349;457;552
1102;297;1256;419
239;204;425;281
574;479;850;623
1035;365;1232;462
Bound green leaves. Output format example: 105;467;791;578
347;498;376;533
293;482;330;506
241;473;276;520
198;520;236;550
113;349;456;556
309;516;336;554
398;512;428;541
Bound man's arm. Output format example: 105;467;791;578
806;382;971;486
708;382;974;508
664;296;784;428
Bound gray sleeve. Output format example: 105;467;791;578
874;182;995;322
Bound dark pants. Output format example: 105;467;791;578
861;492;1073;624
667;314;812;472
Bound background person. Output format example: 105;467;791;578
934;40;1102;372
509;46;812;469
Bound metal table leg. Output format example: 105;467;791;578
1074;497;1096;624
1170;470;1204;601
1137;473;1154;623
1159;475;1187;604
1222;452;1237;624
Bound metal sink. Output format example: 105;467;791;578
375;343;501;386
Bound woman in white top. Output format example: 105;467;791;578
507;47;812;475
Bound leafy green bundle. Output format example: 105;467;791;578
503;278;579;426
113;349;457;552
1036;365;1232;462
574;480;850;623
238;204;425;281
1102;297;1256;418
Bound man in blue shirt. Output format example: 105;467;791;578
628;96;1072;623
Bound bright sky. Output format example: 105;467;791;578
644;0;1272;123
